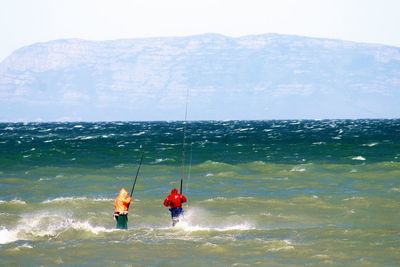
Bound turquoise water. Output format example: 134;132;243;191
0;120;399;266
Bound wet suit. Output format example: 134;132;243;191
164;188;187;226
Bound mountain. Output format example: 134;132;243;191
0;33;399;121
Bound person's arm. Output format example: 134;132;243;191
181;195;187;203
124;196;132;205
164;197;170;207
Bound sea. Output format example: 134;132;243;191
0;120;399;266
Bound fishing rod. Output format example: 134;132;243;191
179;177;183;195
130;150;144;197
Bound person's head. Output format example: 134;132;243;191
119;188;128;197
171;188;178;194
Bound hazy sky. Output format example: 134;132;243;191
1;0;399;61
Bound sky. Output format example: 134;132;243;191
1;0;400;62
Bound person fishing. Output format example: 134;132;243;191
113;188;132;229
163;188;187;226
113;150;143;229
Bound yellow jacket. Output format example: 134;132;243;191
114;188;132;214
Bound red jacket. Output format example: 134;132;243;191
164;188;187;208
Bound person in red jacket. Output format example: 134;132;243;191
163;188;187;226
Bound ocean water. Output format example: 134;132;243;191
0;120;399;266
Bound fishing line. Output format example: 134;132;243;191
185;142;193;197
183;142;193;210
179;88;190;194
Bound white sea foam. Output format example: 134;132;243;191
16;243;33;249
312;141;326;145
260;212;273;216
80;136;96;140
204;197;227;202
344;196;365;201
201;242;219;248
237;127;254;132
152;158;175;164
266;239;294;251
11;199;27;205
237;196;255;200
0;212;117;244
41;197;112;204
171;207;255;232
362;142;379;147
132;131;146;136
175;220;255;232
252;160;267;165
0;199;27;205
69;221;115;234
0;228;19;244
203;196;255;203
352;156;366;161
42;197;86;203
290;166;306;172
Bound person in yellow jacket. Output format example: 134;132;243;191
114;188;132;229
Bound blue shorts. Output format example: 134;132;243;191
169;207;183;218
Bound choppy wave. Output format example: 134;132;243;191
363;142;379;147
173;221;255;232
204;197;228;202
0;228;18;244
41;197;112;204
164;207;256;232
265;239;294;251
151;158;176;164
1;120;400;166
290;166;307;172
0;212;116;244
0;206;258;245
0;199;27;205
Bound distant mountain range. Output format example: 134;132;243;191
1;33;399;121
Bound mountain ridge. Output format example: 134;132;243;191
1;33;399;121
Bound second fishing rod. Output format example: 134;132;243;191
130;151;144;197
